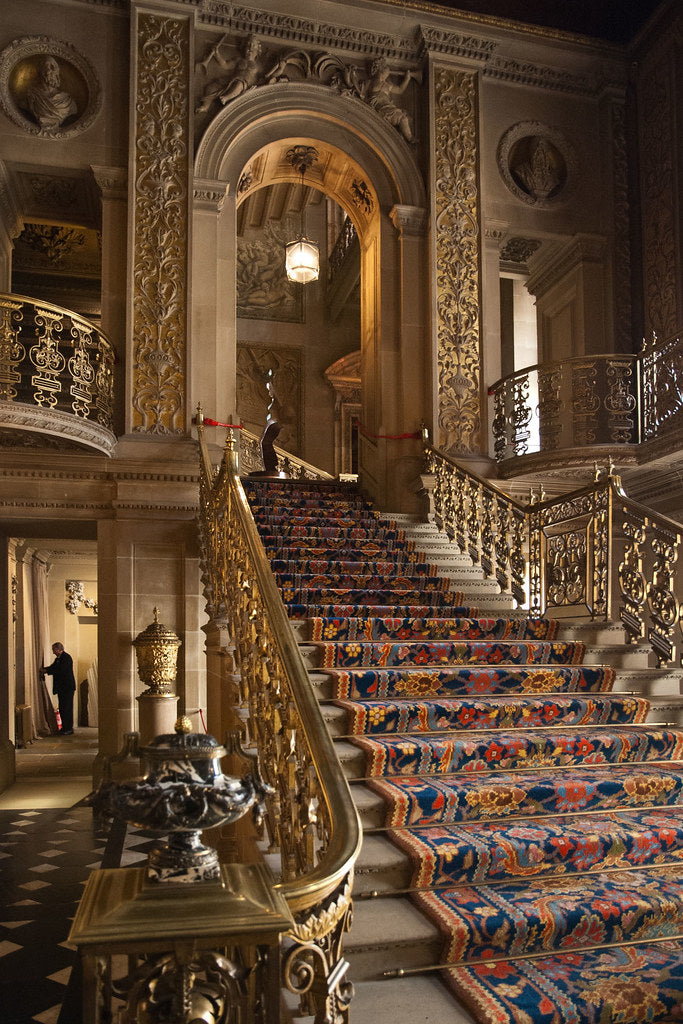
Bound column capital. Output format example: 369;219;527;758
193;177;229;213
91;165;127;201
389;204;427;237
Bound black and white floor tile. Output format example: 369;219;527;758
0;736;156;1023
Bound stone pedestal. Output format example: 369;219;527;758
136;692;178;746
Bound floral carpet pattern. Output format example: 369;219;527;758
245;478;683;1024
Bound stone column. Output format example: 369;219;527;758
386;204;429;512
0;161;21;292
92;165;127;432
190;180;234;427
128;5;192;436
0;538;16;793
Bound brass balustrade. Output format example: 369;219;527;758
489;331;683;468
196;414;361;1023
426;444;683;667
0;293;116;453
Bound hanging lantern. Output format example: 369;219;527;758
285;236;320;284
284;145;320;286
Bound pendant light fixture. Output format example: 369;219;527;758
285;145;319;284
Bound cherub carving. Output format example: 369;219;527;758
363;57;421;144
195;34;262;113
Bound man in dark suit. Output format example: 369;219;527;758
41;643;76;735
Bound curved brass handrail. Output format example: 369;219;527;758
196;413;361;1017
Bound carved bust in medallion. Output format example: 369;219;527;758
0;36;101;138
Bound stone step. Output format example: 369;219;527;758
284;975;476;1023
350;781;387;829
354;832;411;894
584;643;655;668
343;896;442;981
348;976;476;1024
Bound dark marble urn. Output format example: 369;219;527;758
90;718;266;883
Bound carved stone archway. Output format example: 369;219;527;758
193;82;428;511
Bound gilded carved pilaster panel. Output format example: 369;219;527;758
131;12;190;434
610;100;631;353
637;39;678;340
432;65;481;454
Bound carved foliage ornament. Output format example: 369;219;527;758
0;36;101;138
132;14;190;434
433;66;481;455
65;580;97;615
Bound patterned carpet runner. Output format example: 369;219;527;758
244;478;683;1024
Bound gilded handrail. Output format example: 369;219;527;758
196;413;361;1022
425;443;683;667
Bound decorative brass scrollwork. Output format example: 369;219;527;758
425;440;683;666
196;417;360;1024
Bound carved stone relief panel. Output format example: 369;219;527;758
194;32;421;144
0;36;101;138
432;65;481;455
497;121;575;207
236;219;303;322
131;13;190;435
236;343;302;454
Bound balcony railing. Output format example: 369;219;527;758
489;331;683;468
0;293;116;455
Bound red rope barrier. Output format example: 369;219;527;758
199;708;208;733
199;417;243;429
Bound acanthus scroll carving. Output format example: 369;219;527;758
433;67;481;455
132;14;190;435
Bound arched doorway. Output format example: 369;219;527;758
193;83;429;511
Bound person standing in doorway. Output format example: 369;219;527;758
41;643;76;735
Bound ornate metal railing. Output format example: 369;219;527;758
197;416;361;1023
240;427;335;480
328;216;357;282
426;444;683;667
490;331;683;465
0;293;116;454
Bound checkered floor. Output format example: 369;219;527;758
0;735;156;1023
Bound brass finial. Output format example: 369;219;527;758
175;715;192;734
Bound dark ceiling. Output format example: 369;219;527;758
428;0;667;44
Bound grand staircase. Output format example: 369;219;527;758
244;477;683;1024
